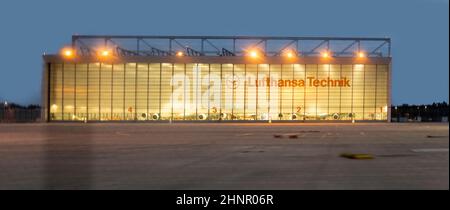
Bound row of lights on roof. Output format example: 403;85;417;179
246;50;366;59
61;47;367;59
62;47;111;59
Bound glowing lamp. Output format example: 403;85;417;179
358;51;366;58
285;51;295;58
61;48;75;58
100;50;110;57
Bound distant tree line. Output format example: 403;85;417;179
0;102;41;122
391;101;448;122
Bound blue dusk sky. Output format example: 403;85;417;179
0;0;448;105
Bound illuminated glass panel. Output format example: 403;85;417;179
124;63;136;120
100;63;112;121
376;65;388;120
136;63;148;121
209;64;221;120
269;64;281;120
352;64;364;120
112;64;124;120
341;65;353;120
257;64;269;120
234;64;245;120
317;64;329;120
305;64;317;120
221;64;233;120
148;63;160;120
48;62;390;122
173;64;186;120
160;63;173;120
292;64;305;120
75;64;88;121
88;63;100;120
281;64;294;120
364;65;377;120
63;63;75;120
329;65;341;120
245;64;257;120
198;63;210;120
49;63;63;120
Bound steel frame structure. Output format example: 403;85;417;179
71;35;391;58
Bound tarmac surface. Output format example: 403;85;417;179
0;122;448;190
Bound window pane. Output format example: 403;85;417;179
160;63;173;120
198;63;210;120
63;64;75;120
221;64;233;120
293;64;305;120
257;64;269;120
88;63;100;120
352;64;364;120
234;64;245;120
49;63;63;120
245;64;257;120
136;63;148;120
305;64;317;120
281;64;294;120
124;63;136;120
149;63;160;120
173;63;185;120
100;63;112;120
75;64;87;121
112;64;124;120
209;64;221;120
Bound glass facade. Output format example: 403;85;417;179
48;63;389;121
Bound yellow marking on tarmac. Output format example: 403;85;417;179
340;153;374;159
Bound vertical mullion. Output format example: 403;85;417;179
231;64;234;120
74;64;77;119
351;65;354;121
291;64;294;120
62;63;64;121
363;64;366;120
195;64;198;120
268;64;271;121
171;63;174;121
159;63;162;119
99;63;102;120
184;64;186;120
147;63;150;121
244;64;246;120
328;64;330;119
111;64;113;120
123;64;125;120
207;64;211;120
86;63;89;121
135;63;138;121
339;65;342;117
303;64;306;121
256;64;258;120
279;65;282;120
315;64;318;120
47;63;51;122
374;64;378;120
219;64;222;121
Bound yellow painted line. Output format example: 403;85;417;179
340;153;374;159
